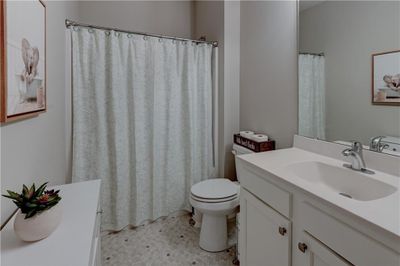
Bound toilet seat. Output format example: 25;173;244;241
190;195;239;213
191;178;239;203
191;194;238;203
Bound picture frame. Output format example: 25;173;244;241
372;50;400;106
0;0;46;123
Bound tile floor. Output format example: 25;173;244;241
101;213;237;266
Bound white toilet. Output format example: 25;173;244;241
190;144;254;252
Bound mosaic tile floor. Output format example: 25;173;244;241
101;213;237;266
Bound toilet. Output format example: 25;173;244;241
190;144;254;252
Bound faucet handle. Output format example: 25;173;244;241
369;136;386;150
350;141;363;153
341;148;352;156
378;143;390;152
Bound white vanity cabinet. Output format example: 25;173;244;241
237;154;400;266
1;180;102;266
293;201;400;266
240;188;291;266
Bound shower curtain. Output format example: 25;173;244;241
70;27;215;230
298;54;326;139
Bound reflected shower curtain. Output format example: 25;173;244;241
71;28;215;230
298;54;326;139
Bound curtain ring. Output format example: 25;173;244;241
172;39;176;44
127;34;133;38
73;26;80;32
114;32;121;37
105;31;111;36
88;28;94;33
143;35;148;41
191;42;196;46
158;38;163;43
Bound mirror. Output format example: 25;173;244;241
298;0;400;156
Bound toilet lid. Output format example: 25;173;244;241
191;179;239;200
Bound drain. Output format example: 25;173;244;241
339;192;352;199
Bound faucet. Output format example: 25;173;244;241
342;141;374;174
369;136;389;152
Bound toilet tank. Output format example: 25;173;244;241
232;144;254;182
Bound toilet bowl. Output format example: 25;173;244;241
190;178;239;252
190;143;254;252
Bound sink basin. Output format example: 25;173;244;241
286;161;397;201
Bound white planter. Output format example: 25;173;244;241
14;204;63;242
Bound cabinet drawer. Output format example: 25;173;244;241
239;163;291;218
301;202;400;266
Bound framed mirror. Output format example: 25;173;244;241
298;0;400;156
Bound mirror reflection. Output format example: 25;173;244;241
298;0;400;156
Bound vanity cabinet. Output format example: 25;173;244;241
240;188;291;266
294;202;400;266
237;158;400;266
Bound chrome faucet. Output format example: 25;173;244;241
342;141;374;174
369;136;389;152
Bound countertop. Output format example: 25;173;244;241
237;148;400;237
1;180;101;266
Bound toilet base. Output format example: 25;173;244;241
199;213;227;252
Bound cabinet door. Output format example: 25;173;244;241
240;188;291;266
297;232;352;266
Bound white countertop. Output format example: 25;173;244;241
237;148;400;237
1;180;101;266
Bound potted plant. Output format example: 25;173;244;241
3;182;62;242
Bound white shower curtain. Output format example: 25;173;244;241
71;27;215;230
298;54;326;139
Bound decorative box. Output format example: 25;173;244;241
234;134;275;152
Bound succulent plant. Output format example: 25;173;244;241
2;182;61;219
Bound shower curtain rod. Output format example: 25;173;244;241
299;52;325;56
65;19;218;47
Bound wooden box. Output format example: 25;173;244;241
234;134;275;152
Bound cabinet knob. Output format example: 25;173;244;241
278;227;287;236
298;242;308;253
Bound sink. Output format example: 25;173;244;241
286;161;397;201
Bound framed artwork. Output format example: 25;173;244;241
372;50;400;106
1;0;46;123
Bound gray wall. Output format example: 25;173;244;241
194;1;241;179
240;1;298;149
194;1;225;178
78;1;194;39
300;1;400;144
1;1;80;225
222;1;240;178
